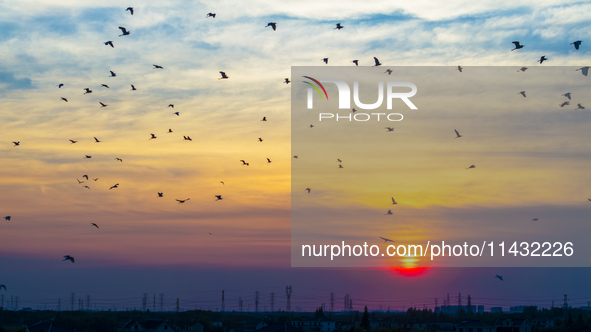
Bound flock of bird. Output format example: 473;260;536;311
1;9;589;284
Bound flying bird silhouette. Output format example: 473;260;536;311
518;91;526;97
305;188;311;193
258;138;263;142
220;181;225;185
119;26;130;36
91;223;99;229
265;22;277;31
385;210;393;215
284;78;290;84
105;41;114;48
93;178;98;181
101;84;109;88
168;128;173;133
391;197;397;205
322;58;329;64
385;127;394;132
77;179;84;184
206;13;216;18
153;64;163;69
495;275;503;281
69;139;77;144
215;195;223;201
109;70;116;77
83;175;88;180
575;104;585;110
126;7;133;15
109;183;119;190
240;160;249;166
61;97;68;102
99;102;108;108
150;133;157;140
466;165;476;169
267;158;272;163
58;83;64;88
84;186;90;189
351;60;359;66
115;158;123;162
168;104;174;108
0;285;6;291
559;101;570;107
334;23;344;30
5;216;11;221
219;71;229;79
183;136;192;141
84;88;92;94
174;112;180;116
373;57;382;66
176;198;190;204
337;159;342;163
379;237;395;243
12;141;20;147
454;129;462;138
131;85;137;90
576;67;589;76
571;40;582;50
158;192;163;197
517;67;528;72
338;165;343;168
563;92;571;100
385;69;393;75
532;218;538;221
511;41;524;51
94;137;101;143
293;155;298;158
261;117;267;121
456;66;463;72
538;56;548;64
85;155;92;159
63;255;75;263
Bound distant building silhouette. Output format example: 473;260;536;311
494;318;531;332
118;319;174;332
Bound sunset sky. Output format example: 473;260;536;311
0;0;590;311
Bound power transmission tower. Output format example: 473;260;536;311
458;293;462;308
330;293;334;313
344;294;349;311
153;294;156;311
447;293;450;307
87;295;90;311
286;286;292;312
221;290;225;312
175;298;180;312
270;293;275;312
239;298;243;312
349;298;352;311
467;295;472;313
435;298;438;309
143;293;147;311
255;291;259;312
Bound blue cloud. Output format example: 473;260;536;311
0;70;33;90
